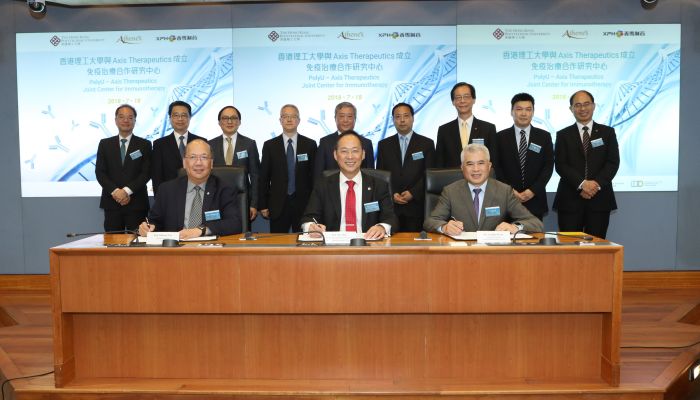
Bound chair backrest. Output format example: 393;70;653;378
322;169;392;193
424;168;463;221
178;167;249;232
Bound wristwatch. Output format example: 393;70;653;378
198;225;207;236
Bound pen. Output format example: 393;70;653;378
312;218;319;225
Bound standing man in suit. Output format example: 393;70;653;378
139;139;242;239
313;102;374;178
424;143;542;234
259;104;318;233
302;131;398;239
151;100;205;194
493;93;554;221
208;105;260;222
435;82;498;170
95;104;152;232
553;90;619;239
376;102;435;232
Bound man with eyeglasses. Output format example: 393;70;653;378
96;104;152;232
208;105;260;222
139;139;242;239
258;104;317;233
301;131;397;240
493;93;554;221
435;82;498;170
151;100;205;194
553;90;619;239
424;144;542;235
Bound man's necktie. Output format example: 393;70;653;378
473;188;482;224
345;181;356;232
400;135;408;166
459;121;469;149
582;126;591;179
120;138;127;164
178;136;186;159
518;129;528;186
286;138;296;195
225;137;233;166
188;186;202;228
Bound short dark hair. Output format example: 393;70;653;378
217;105;241;121
450;82;476;101
569;90;595;106
334;130;363;150
168;100;192;116
115;104;137;118
511;93;535;109
392;102;414;117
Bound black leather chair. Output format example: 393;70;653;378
322;168;392;192
424;168;463;222
178;166;249;232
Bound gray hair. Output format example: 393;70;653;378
460;143;490;163
334;102;357;120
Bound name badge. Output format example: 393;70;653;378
484;206;501;217
528;143;542;153
297;153;309;162
411;151;424;160
204;210;221;221
472;138;485;145
129;150;142;160
364;201;380;213
591;138;604;148
236;150;248;159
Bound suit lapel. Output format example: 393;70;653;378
328;173;341;225
479;183;496;230
360;173;375;228
176;177;188;229
275;135;288;175
462;181;479;230
202;175;216;212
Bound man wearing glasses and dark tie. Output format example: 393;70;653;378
139;139;242;239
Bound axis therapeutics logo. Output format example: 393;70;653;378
562;29;588;39
492;28;505;40
50;35;61;46
268;31;280;42
116;34;142;44
338;31;363;40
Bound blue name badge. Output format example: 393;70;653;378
528;143;542;153
297;153;309;162
204;210;221;221
411;151;424;160
484;206;501;217
236;150;248;159
364;201;380;213
472;138;485;145
591;138;604;148
129;149;142;160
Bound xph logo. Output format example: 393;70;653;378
50;35;61;46
493;28;505;40
268;31;280;42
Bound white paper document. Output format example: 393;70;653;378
447;231;532;241
298;231;384;245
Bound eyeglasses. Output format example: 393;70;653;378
184;154;211;162
220;116;240;122
572;102;593;110
453;94;473;101
171;113;190;120
116;115;135;121
280;114;299;120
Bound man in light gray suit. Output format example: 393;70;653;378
424;143;543;235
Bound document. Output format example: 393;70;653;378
447;231;532;241
298;231;385;244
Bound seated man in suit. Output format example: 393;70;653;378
301;131;398;240
424;143;543;235
138;139;242;239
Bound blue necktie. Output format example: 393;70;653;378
178;136;186;159
120;138;127;164
400;135;408;166
473;188;482;224
286;138;295;195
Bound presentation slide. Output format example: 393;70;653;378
457;24;680;191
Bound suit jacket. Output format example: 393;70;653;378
95;135;152;211
209;133;261;209
313;132;375;178
423;178;543;233
435;117;498;170
553;122;619;212
493;126;554;217
151;131;205;193
258;133;318;220
375;132;435;220
147;175;242;236
301;171;398;232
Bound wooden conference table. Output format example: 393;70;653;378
49;232;622;391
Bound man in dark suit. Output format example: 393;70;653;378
493;93;554;221
424;143;543;234
259;104;317;233
376;102;435;232
302;131;397;240
208;105;260;222
139;139;242;239
435;82;498;170
95;104;152;232
313;102;374;178
151;101;205;194
553;90;619;239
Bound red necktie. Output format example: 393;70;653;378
345;181;356;232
